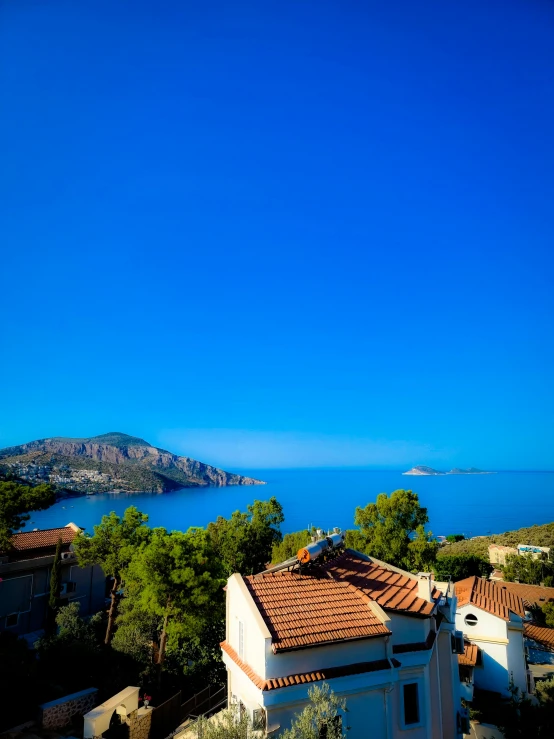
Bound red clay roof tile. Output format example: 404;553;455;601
8;525;79;552
220;641;392;691
524;623;554;650
458;640;481;667
454;576;526;620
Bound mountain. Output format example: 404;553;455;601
0;432;265;495
402;466;445;476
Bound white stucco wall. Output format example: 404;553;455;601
456;603;529;697
387;613;430;645
265;635;387;678
226;575;271;678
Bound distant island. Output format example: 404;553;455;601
403;465;495;476
0;432;265;495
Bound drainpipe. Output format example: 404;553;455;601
383;685;394;739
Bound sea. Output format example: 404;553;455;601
26;469;554;538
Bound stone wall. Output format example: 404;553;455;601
127;707;153;739
39;688;99;729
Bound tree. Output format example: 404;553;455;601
46;537;63;634
73;506;150;644
272;528;320;563
207;497;284;575
280;683;348;739
503;553;553;586
0;481;56;551
408;525;439;572
124;526;225;676
353;490;431;569
193;709;251;739
541;601;554;628
446;534;465;543
433;554;493;581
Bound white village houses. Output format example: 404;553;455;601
453;576;533;698
221;542;465;738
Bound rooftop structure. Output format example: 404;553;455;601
222;544;464;738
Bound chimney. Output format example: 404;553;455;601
417;573;433;602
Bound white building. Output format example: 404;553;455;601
221;549;464;738
454;576;532;697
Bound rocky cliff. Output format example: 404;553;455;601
0;432;265;494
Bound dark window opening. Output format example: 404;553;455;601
319;716;341;739
403;683;420;725
6;613;19;628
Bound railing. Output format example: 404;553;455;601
180;686;226;723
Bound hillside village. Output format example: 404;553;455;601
1;484;554;739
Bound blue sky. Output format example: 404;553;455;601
1;0;553;470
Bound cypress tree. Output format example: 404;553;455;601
47;537;63;631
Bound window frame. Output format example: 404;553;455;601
400;678;424;730
5;612;20;628
464;613;479;627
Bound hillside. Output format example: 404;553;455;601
439;522;554;558
0;432;265;495
403;466;445;475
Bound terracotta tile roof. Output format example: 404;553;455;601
458;640;481;667
524;623;554;650
496;581;554;608
9;525;79;552
244;567;390;652
322;551;439;617
455;576;526;620
220;641;392;691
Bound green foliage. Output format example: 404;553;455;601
408;525;439;571
125;526;226;665
433;554;493;581
0;480;56;550
502;553;553;585
193;709;251;738
280;683;348;739
73;506;150;642
494;683;554;739
446;534;465;543
353;489;432;570
441;522;554;558
49;537;63;610
541;601;554;628
208;497;284;575
272;528;316;562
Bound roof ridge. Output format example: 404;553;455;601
12;524;78;536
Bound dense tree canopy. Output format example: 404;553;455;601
502;553;553;586
125;526;225;670
73;506;151;643
207;496;284;575
0;481;56;551
433;554;493;581
351;489;436;570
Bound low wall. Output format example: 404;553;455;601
39;687;98;729
128;707;153;739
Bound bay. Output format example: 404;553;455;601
26;469;554;538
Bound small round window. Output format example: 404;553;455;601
464;613;478;627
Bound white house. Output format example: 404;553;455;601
454;576;533;698
221;548;464;738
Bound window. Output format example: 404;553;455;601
403;683;420;726
6;612;19;628
238;620;244;659
66;581;77;593
464;613;478;627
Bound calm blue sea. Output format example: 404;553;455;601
26;469;554;538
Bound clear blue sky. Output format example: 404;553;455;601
1;0;553;470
